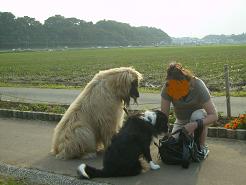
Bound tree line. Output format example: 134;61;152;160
0;12;172;49
202;34;246;44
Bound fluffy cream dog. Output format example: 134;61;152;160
51;67;143;159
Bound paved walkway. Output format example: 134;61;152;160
0;117;246;185
0;87;245;116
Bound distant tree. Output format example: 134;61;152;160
15;16;44;48
95;20;171;46
0;12;16;48
44;15;65;47
0;11;172;49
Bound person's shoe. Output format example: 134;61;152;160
202;145;210;159
198;145;209;160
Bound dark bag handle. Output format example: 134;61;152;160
154;128;182;147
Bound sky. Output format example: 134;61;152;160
1;0;246;38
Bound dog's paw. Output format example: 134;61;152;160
149;161;160;170
77;164;90;179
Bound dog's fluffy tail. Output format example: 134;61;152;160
77;164;109;179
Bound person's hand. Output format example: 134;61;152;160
184;122;198;135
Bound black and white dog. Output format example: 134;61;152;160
77;110;168;179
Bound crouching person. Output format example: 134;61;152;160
161;62;218;159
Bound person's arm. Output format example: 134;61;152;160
184;99;218;135
161;97;171;118
201;99;218;126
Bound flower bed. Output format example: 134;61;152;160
224;114;246;130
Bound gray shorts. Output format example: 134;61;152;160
172;109;207;138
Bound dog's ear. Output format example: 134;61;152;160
129;79;139;98
156;110;168;124
107;67;142;106
115;70;140;106
115;71;132;105
155;110;169;133
115;71;132;89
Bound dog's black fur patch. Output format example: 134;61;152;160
77;110;168;179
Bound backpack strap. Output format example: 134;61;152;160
194;119;204;151
170;128;183;136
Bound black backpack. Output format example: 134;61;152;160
157;122;203;168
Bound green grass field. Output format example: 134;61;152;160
0;45;245;92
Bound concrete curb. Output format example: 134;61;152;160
0;162;109;185
207;127;246;140
0;108;245;140
0;108;63;122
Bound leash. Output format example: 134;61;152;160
123;106;129;115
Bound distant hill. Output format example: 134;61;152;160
172;33;246;45
0;12;171;49
202;34;246;44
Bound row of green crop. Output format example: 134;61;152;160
0;45;245;91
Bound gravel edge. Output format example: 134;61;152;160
0;162;109;185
